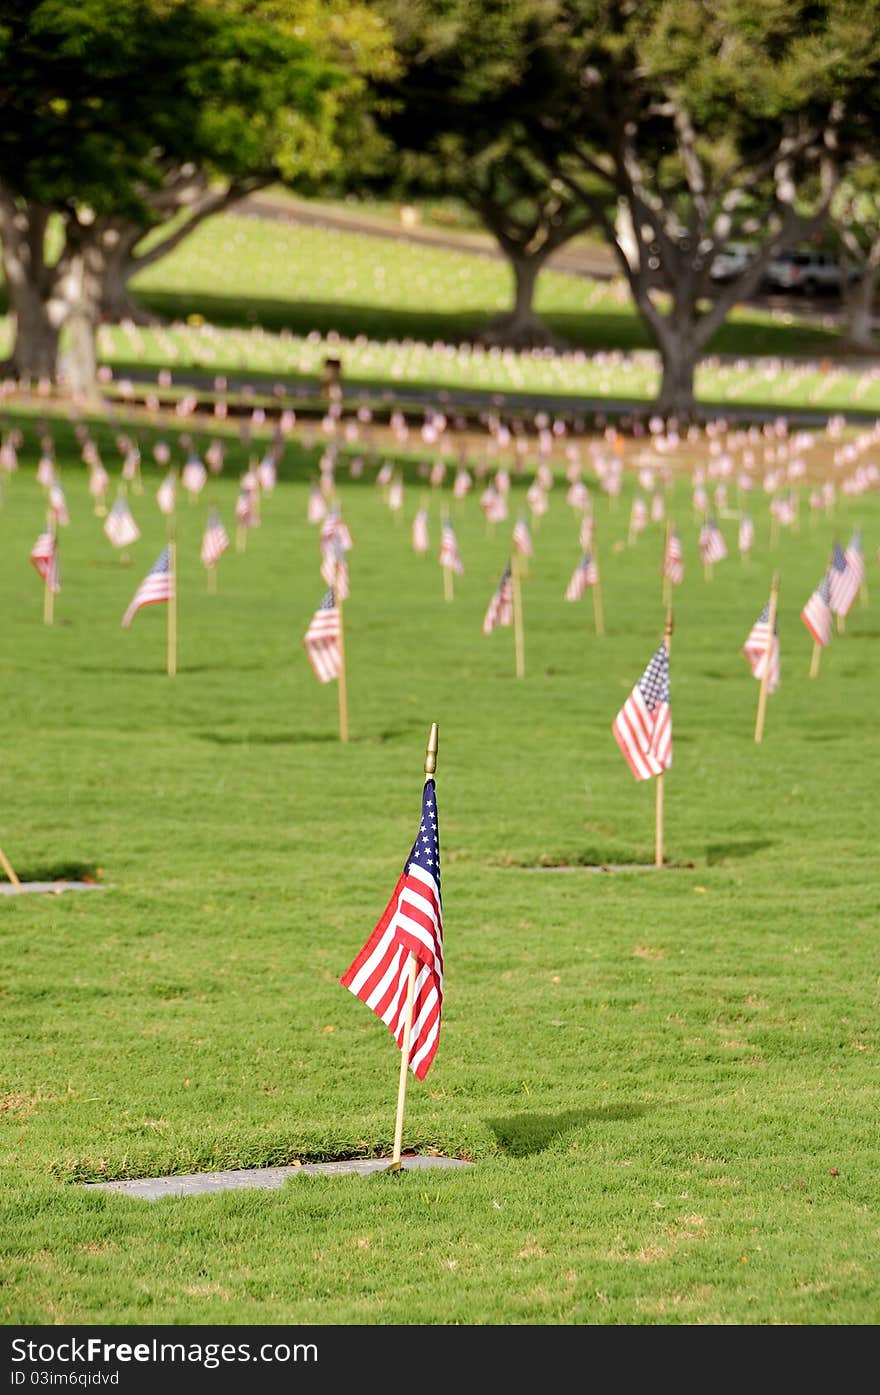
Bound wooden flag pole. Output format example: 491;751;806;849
837;611;845;635
335;557;349;743
389;722;438;1171
655;606;673;869
167;527;177;679
207;564;217;595
754;571;779;744
592;541;605;638
0;844;22;892
809;639;822;679
512;553;525;679
662;519;672;609
43;508;56;626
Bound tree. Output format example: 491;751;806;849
366;0;599;347
0;0;341;391
831;163;880;350
99;1;400;326
522;0;880;418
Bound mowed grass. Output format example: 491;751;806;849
128;214;841;358
1;411;879;1325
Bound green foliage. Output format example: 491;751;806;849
0;407;878;1322
0;0;342;220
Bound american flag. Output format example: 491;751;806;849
182;455;207;495
104;498;141;549
30;531;60;593
612;643;672;781
738;515;754;554
662;529;684;584
122;548;173;628
453;466;472;498
156;472;177;516
303;587;341;683
743;601;780;692
321;540;350;598
630;495;648;533
256;453;277;493
412;509;429;554
579;512;593;548
801;573;832;646
49;483;69;526
388;477;404;512
527;480;548;516
200;510;230;569
512;514;533;557
235;489;259;527
321;509;353;553
564;550;597;601
480;486;507;523
830;533;864;616
307;485;327;524
483;562;513;635
89;464;109;500
651;492;665;522
340;777;443;1081
439;518;464;575
699;518;727;563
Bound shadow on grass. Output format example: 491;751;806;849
488;1105;647;1158
8;859;103;884
706;839;774;864
196;728;408;746
125;290;839;360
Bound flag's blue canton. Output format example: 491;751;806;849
818;574;831;604
639;646;669;712
319;587;335;609
409;779;440;889
150;548;170;575
756;601;778;633
831;543;847;573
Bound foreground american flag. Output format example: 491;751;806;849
340;778;443;1080
483;562;513;634
743;601;780;692
104;498;140;549
122;548;173;628
564;550;597;601
200;510;230;569
30;531;60;593
801;574;832;646
612;644;672;780
662;528;684;584
439;517;464;575
303;587;341;683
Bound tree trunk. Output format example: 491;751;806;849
56;235;107;399
6;281;61;381
0;192;66;381
98;223;157;324
656;337;698;422
484;250;563;348
842;266;878;350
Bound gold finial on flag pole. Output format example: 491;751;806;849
388;723;439;1173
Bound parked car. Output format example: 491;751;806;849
709;242;755;282
761;249;846;295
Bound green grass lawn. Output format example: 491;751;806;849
1;409;878;1325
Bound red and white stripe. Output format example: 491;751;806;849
303;597;341;683
30;532;60;593
801;584;832;647
341;867;442;1080
612;692;671;781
